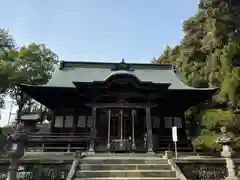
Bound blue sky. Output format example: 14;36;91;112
1;0;199;63
0;0;199;126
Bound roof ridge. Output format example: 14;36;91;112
59;60;173;70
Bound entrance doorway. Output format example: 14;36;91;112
110;108;133;152
95;107;147;152
110;108;132;139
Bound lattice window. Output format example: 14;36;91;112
173;117;182;128
152;116;160;129
87;116;93;127
164;117;172;128
65;116;74;128
54;116;64;128
77;116;86;128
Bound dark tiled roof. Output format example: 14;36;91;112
43;61;216;90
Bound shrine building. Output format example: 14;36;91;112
19;60;217;153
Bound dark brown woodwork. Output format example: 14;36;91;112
50;113;55;133
146;107;153;152
89;107;96;152
73;108;77;134
85;103;158;109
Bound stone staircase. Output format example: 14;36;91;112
73;153;180;180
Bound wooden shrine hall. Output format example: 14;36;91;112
19;60;217;153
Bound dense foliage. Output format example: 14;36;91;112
1;0;240;152
0;29;58;113
0;29;58;141
155;0;240;150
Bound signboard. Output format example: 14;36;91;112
172;126;178;142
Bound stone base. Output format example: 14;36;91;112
146;149;155;155
221;145;233;158
88;148;95;155
163;151;173;159
225;176;239;180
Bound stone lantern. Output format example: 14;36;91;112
5;124;27;180
216;127;239;180
19;113;41;132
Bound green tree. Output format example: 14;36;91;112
0;29;58;122
0;29;17;108
8;43;59;117
155;0;240;151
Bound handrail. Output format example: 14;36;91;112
28;135;91;138
168;159;188;180
66;152;81;180
26;132;91;135
26;133;91;139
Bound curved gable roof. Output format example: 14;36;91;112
44;61;216;90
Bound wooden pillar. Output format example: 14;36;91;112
88;107;96;153
73;108;77;134
107;110;111;151
120;109;123;148
132;109;136;150
50;113;55;133
146;107;154;153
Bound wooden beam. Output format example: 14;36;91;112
101;92;162;98
85;103;158;109
146;107;153;153
78;92;163;100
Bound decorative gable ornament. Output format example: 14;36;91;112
111;58;134;72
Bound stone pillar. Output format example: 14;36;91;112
145;107;154;153
88;107;96;153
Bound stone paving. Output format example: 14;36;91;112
74;154;180;180
1;152;238;179
1;151;238;162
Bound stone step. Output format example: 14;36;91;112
80;158;168;165
76;169;177;178
75;178;180;180
83;153;163;157
80;164;172;170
